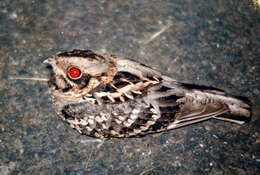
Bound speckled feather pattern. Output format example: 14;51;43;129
45;49;251;138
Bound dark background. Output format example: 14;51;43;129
0;0;259;174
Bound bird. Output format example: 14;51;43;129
43;49;251;138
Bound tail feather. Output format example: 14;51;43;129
152;82;251;129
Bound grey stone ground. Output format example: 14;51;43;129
0;0;259;174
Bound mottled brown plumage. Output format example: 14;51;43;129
44;49;251;138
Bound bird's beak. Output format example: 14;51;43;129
43;58;55;65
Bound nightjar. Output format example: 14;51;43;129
44;49;251;138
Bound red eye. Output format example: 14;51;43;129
68;67;81;79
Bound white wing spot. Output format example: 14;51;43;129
132;108;140;114
88;119;95;125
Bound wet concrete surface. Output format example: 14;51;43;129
0;0;259;174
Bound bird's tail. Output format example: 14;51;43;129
153;81;251;129
177;83;252;125
212;95;251;124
